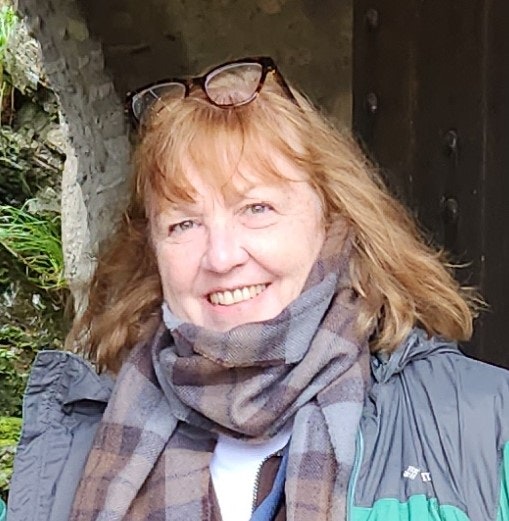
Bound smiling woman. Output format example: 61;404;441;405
7;57;509;521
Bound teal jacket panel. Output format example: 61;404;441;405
497;442;509;521
351;495;470;521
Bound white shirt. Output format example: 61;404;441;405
210;425;292;521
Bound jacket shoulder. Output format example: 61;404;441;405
354;333;509;521
407;346;509;440
7;350;113;521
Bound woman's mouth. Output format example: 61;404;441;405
208;284;268;306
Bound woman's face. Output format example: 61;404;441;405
150;154;325;331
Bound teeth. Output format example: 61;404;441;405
209;284;267;306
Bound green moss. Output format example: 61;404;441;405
0;416;21;446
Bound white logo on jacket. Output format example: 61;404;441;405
402;466;432;482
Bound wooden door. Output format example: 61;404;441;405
353;1;509;366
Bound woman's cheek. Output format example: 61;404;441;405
157;245;193;289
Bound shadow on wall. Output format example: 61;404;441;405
76;0;353;125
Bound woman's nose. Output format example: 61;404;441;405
201;223;249;273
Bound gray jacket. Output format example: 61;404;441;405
7;329;509;520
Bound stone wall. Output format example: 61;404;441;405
17;0;131;312
17;0;352;310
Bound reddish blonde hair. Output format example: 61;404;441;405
68;73;479;372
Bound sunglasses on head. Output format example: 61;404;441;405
125;56;297;127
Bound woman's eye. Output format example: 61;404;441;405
168;219;198;235
240;203;277;228
245;203;273;215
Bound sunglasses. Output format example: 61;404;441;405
125;56;297;126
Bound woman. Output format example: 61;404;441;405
8;57;509;521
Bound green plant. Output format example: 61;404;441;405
0;4;17;59
0;203;64;290
0;2;18;123
0;203;67;418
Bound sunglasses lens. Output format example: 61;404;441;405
131;82;186;122
205;62;263;106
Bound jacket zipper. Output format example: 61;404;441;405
249;436;362;518
251;448;284;514
347;430;364;521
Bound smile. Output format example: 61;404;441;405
208;284;268;306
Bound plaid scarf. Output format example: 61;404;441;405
70;220;371;521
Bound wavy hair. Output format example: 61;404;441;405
68;71;479;372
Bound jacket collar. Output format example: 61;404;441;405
371;328;461;384
32;350;115;405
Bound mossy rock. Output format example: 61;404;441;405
0;416;21;446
